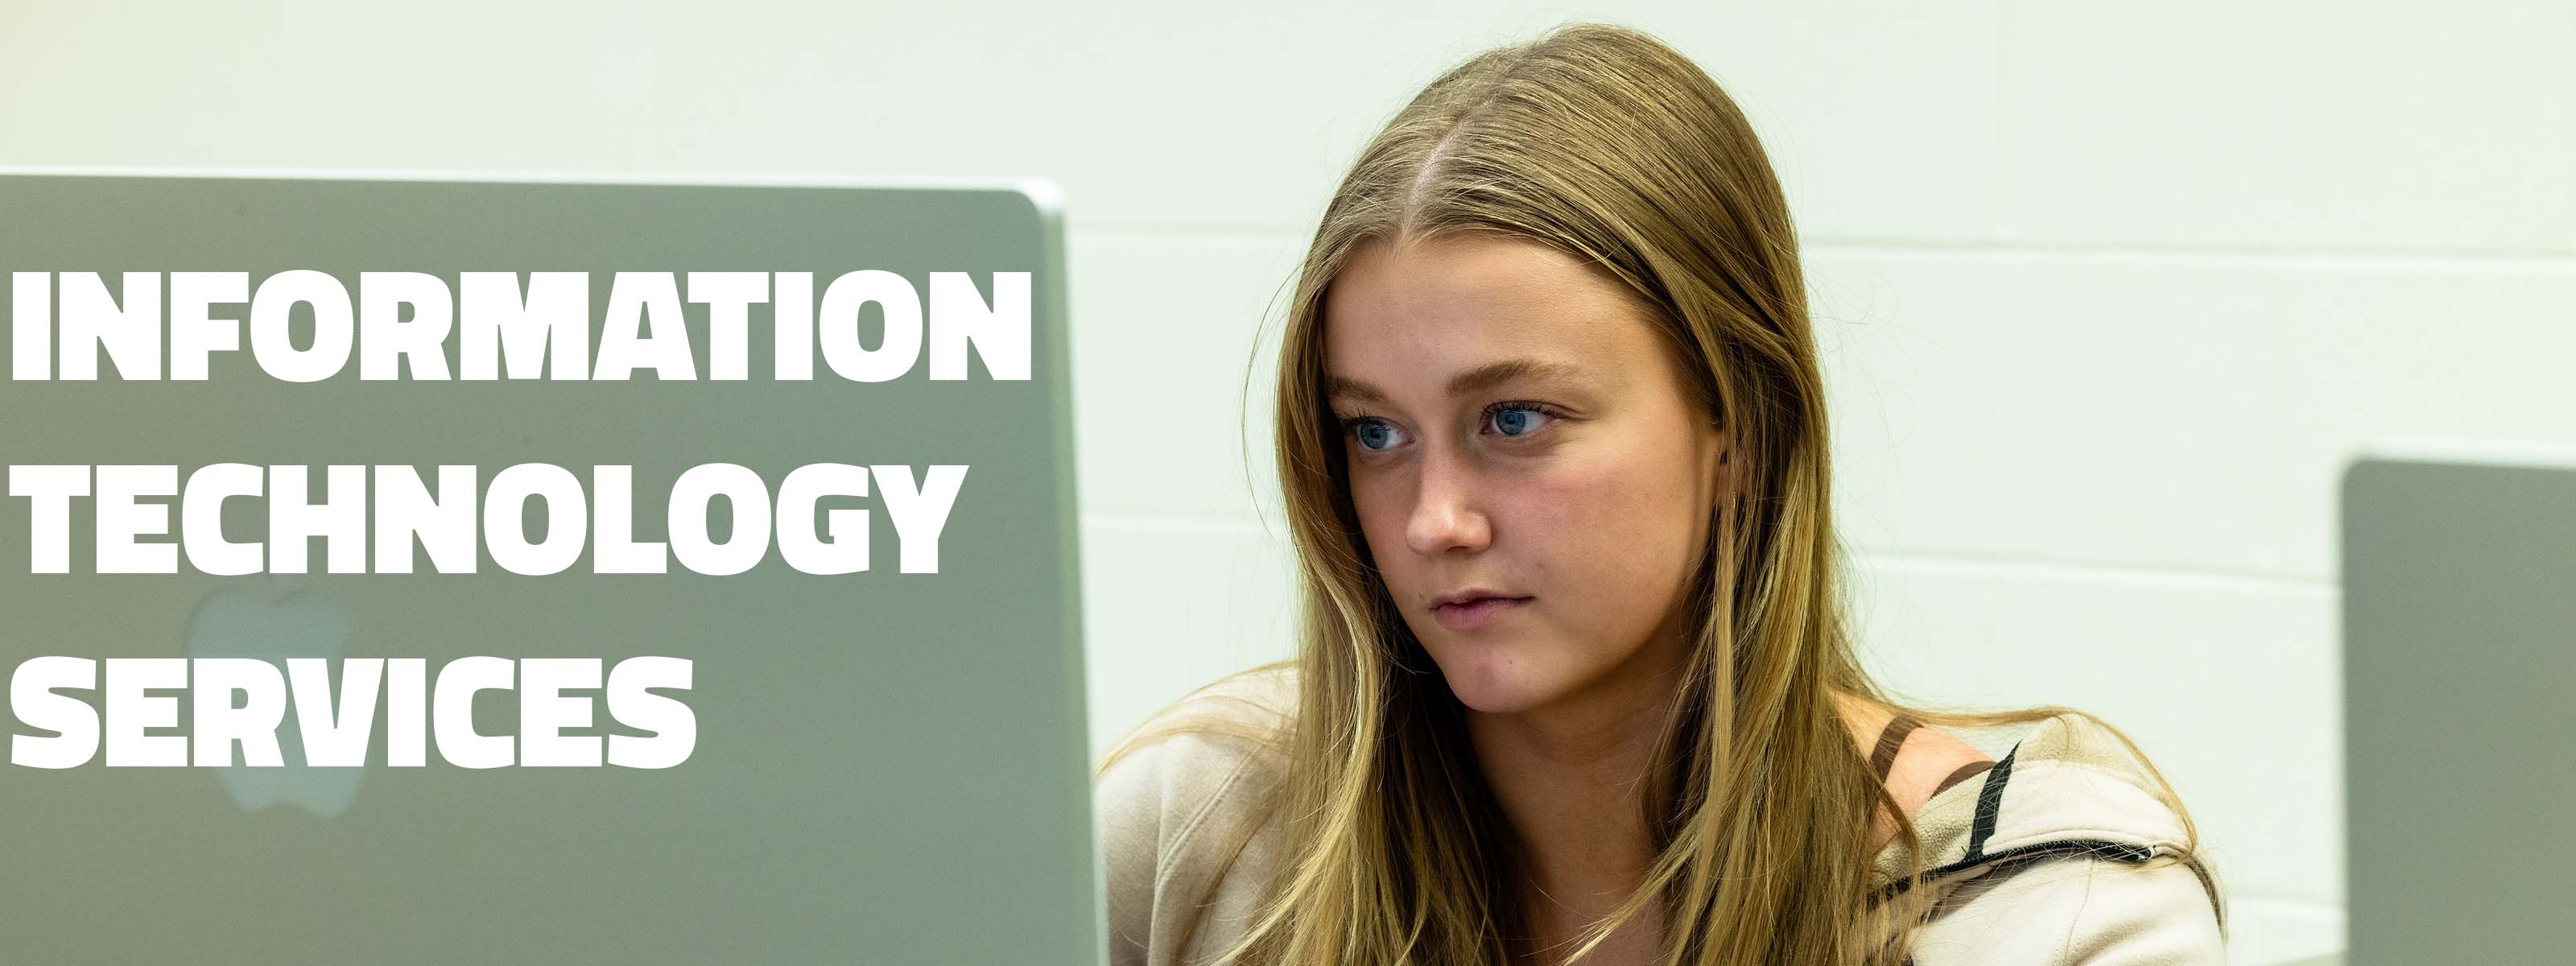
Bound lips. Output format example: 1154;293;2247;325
1430;592;1532;632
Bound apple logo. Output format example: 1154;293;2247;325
183;586;363;818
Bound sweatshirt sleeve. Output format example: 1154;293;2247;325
1093;731;1283;966
1094;737;1171;966
1909;857;2226;965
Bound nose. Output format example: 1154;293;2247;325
1404;448;1492;557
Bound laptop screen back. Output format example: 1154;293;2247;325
0;172;1094;963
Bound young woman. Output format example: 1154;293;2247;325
1096;23;2224;966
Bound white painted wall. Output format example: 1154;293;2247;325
10;3;2569;962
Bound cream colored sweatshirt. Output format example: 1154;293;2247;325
1093;668;2226;965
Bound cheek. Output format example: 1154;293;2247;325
1346;469;1418;580
1518;451;1707;620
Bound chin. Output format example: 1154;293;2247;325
1420;638;1567;716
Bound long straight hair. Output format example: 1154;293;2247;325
1107;22;2218;965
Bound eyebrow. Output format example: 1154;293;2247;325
1326;357;1585;407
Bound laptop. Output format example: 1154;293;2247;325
2339;440;2576;965
0;171;1096;962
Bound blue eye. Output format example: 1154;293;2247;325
1346;417;1406;452
1484;404;1557;438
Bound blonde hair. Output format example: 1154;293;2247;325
1106;21;2219;965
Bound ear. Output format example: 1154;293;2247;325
1699;422;1734;508
1710;422;1731;499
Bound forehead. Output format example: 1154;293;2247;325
1321;233;1663;390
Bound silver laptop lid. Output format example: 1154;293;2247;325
0;171;1092;963
2342;440;2576;964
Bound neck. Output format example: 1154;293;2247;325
1463;645;1685;918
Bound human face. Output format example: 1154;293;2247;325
1322;233;1730;718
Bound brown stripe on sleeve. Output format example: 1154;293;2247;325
1870;714;1921;782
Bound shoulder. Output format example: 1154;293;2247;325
1880;712;2226;964
1094;667;1294;858
1908;854;2226;964
1093;666;1297;966
1097;663;1294;777
1849;701;1999;850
